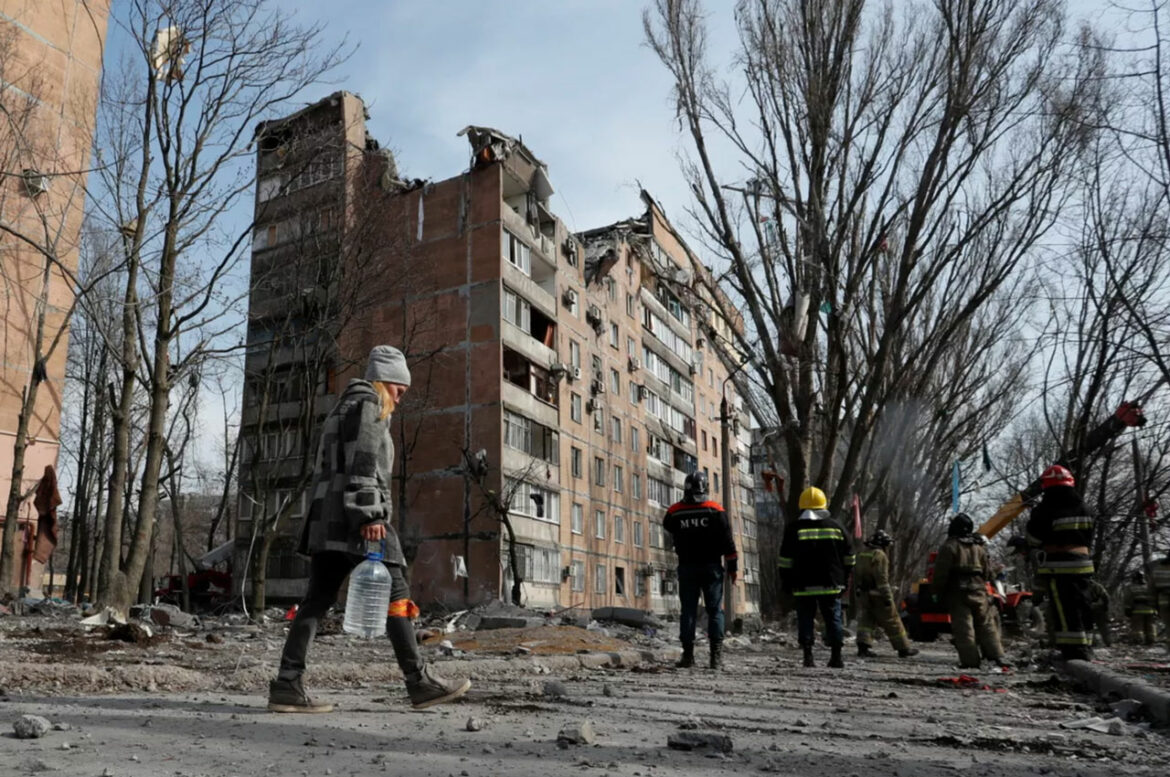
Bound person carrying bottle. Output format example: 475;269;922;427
268;345;470;712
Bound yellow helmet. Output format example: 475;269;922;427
798;486;827;510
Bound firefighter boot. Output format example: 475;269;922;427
676;644;695;668
828;645;844;668
802;645;815;667
709;641;724;670
857;643;877;658
898;647;920;658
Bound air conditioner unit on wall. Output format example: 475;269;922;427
562;289;576;307
571;366;582;381
586;398;603;414
628;356;640;372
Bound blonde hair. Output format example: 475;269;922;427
372;381;396;420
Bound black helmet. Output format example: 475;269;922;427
866;529;893;548
683;471;709;503
948;512;974;538
1006;535;1029;553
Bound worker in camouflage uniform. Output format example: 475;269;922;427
1153;556;1170;651
932;513;1007;668
1123;571;1157;646
1088;579;1112;648
854;530;918;658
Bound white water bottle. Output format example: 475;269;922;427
343;547;391;638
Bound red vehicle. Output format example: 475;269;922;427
153;570;232;611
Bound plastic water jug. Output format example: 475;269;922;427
343;549;391;638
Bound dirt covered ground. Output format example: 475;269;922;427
1;613;1168;777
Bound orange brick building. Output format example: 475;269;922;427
0;1;110;590
240;92;760;616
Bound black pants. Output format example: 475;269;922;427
278;551;417;679
796;595;843;648
678;562;725;647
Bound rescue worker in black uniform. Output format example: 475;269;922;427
778;487;855;668
1026;464;1096;661
663;471;738;670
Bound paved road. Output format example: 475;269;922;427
3;641;1166;777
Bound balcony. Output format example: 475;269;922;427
502;347;560;429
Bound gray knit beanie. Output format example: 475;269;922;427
364;345;412;387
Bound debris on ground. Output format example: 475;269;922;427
105;622;154;644
13;714;52;739
465;717;486;732
430;625;631;656
556;719;596;747
1059;715;1127;735
542;679;569;698
935;675;1006;692
667;731;734;753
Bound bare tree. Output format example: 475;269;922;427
83;0;346;614
645;0;1100;549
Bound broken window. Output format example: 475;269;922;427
615;567;626;597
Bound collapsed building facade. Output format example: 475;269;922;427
239;91;759;616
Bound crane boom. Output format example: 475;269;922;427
976;400;1149;539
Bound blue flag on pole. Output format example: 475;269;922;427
951;461;960;514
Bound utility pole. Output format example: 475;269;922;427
720;393;734;625
1132;438;1154;581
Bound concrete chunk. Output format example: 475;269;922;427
557;720;596;746
13;714;52;739
667;732;733;753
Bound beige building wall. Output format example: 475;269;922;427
0;1;110;589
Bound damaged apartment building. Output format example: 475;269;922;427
239;91;760;616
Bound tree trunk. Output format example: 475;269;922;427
501;511;523;606
250;530;273;614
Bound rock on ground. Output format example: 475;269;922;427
557;720;596;746
13;714;52;739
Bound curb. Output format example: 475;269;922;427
1060;659;1170;727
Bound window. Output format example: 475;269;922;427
607;276;617;301
593;405;604;433
702;430;708;451
633;521;643;547
610;368;621;395
504;410;559;464
615;566;626;596
502;287;532;330
614;465;624;493
503;229;532;275
611;417;622;444
571;503;584;535
650;522;663;549
595;564;606;594
642;307;692;361
570;393;582;423
714;472;720;494
571;560;585;591
505;545;562;585
642;346;695;402
712;439;718;457
631;426;640;453
709;368;714;388
594;457;606;486
635;572;646;597
594;511;606;539
506;479;561;524
629;381;640;405
626;336;636;356
569;339;581;369
565;289;579;317
571;447;583;478
609;322;619;348
626;293;635;317
257;175;283;203
632;473;642;500
614;515;625;544
648;476;678;507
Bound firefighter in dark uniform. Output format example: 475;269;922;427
855;530;919;658
778;487;855;668
1026;464;1096;661
664;471;738;670
933;513;1006;668
1150;556;1170;650
1123;571;1157;646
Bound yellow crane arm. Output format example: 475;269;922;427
976;493;1027;539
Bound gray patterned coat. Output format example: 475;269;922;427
295;379;405;565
